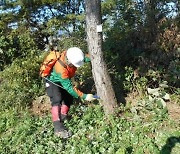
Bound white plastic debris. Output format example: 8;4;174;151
147;88;160;96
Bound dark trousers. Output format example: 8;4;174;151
44;79;73;107
44;79;73;133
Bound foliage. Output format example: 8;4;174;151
0;51;44;110
0;0;86;70
57;36;87;52
0;0;179;153
167;58;180;88
123;66;148;95
0;101;179;153
0;29;39;70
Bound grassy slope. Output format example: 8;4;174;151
0;102;179;154
0;53;179;154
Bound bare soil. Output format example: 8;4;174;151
166;102;180;122
31;93;180;123
30;95;51;116
126;92;180;122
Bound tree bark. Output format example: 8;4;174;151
85;0;118;115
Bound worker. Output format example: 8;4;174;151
43;47;95;138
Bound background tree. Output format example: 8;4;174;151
85;0;118;115
0;0;86;70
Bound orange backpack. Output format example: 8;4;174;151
39;51;61;77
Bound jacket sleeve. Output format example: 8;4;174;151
84;53;91;62
60;77;87;99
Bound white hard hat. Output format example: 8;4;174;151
66;47;84;67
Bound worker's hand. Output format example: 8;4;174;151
85;94;96;102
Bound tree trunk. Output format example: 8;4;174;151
85;0;118;115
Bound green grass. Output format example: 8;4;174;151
0;102;179;154
0;53;179;154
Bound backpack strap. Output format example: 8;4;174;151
56;51;67;68
58;59;67;68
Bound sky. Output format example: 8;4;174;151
0;1;178;30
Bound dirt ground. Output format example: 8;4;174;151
125;92;180;122
166;102;180;122
31;94;180;122
30;95;51;116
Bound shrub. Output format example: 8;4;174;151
0;51;45;110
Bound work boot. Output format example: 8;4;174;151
60;114;67;121
60;114;69;122
60;114;72;122
54;129;72;139
53;121;72;139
